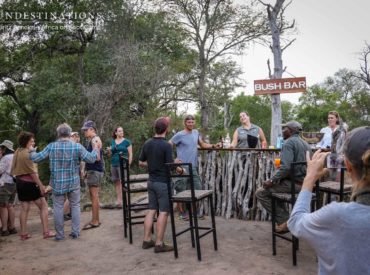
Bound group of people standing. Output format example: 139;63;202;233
1;110;369;274
0;122;105;240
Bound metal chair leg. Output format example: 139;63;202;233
271;196;276;256
192;200;202;261
187;202;195;248
210;194;218;251
169;198;178;259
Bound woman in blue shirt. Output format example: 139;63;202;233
288;126;370;275
109;127;132;206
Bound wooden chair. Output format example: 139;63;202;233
166;163;217;261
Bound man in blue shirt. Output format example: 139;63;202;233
30;123;99;240
169;114;221;220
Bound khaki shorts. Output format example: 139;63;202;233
110;166;121;182
85;171;104;188
0;183;16;206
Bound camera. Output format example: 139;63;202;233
325;153;344;169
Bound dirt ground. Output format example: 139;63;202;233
0;205;317;275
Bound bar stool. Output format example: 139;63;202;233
271;161;317;266
119;156;151;244
166;163;217;261
316;167;352;208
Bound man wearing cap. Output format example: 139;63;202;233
30;123;99;240
81;120;104;230
139;117;174;253
0;140;17;236
256;121;311;233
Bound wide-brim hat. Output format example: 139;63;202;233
0;140;14;151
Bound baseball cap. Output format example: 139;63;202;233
281;121;302;132
0;140;14;151
71;132;79;137
81;120;96;131
343;126;370;166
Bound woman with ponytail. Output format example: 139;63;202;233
288;126;370;275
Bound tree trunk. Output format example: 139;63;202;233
267;0;285;146
199;52;210;131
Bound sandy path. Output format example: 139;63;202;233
0;206;316;275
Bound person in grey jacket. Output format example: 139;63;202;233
288;126;370;275
256;121;311;233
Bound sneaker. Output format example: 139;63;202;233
178;212;189;221
1;230;10;236
197;213;205;220
154;243;174;253
8;228;18;235
142;239;155;249
54;236;65;241
69;232;79;239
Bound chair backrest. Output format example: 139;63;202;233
290;161;307;205
119;155;130;187
166;162;195;197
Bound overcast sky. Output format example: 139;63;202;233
238;0;370;103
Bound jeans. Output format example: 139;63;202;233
53;189;80;239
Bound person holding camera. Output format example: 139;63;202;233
288;126;370;275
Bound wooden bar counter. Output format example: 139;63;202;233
198;148;280;221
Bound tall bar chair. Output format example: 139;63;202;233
271;161;317;266
119;155;150;243
166;162;217;261
315;167;352;208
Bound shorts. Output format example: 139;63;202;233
85;170;104;187
174;167;202;193
16;178;42;201
0;183;16;206
111;166;121;182
148;181;170;213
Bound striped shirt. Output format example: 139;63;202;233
30;139;98;195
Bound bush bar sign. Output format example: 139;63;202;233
254;77;306;95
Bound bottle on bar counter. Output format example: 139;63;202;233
219;136;224;148
224;133;231;148
276;135;284;149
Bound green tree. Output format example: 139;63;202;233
162;0;269;131
295;69;370;131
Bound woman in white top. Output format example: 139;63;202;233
318;110;341;149
288;126;370;275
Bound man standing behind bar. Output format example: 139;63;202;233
256;121;311;233
139;117;174;253
169;114;221;220
30;123;99;240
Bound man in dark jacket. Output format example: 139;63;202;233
256;121;311;233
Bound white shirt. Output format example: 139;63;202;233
318;126;336;149
0;154;14;186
